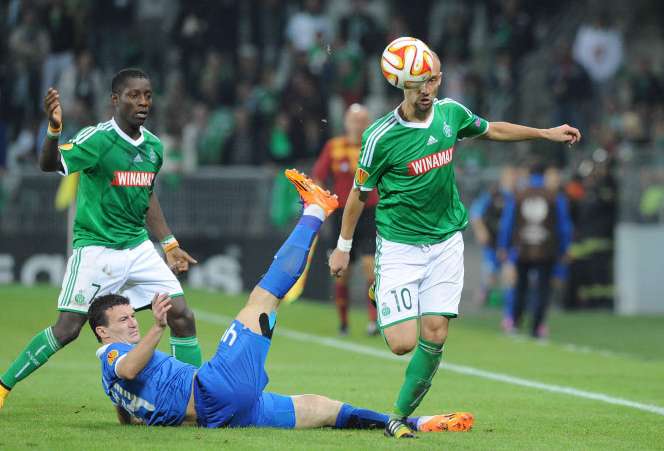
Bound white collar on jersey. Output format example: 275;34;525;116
111;117;145;146
95;341;134;358
95;343;110;358
393;103;435;129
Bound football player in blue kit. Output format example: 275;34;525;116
90;170;473;433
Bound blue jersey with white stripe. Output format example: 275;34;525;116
97;342;196;426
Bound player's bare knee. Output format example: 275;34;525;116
391;342;415;355
384;335;417;355
167;301;196;336
421;319;448;345
247;286;279;310
52;314;85;345
383;325;417;354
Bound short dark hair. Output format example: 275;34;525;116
88;294;131;342
111;68;149;94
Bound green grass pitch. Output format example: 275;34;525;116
1;284;663;450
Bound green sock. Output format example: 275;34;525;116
169;336;202;367
0;327;61;389
392;338;443;418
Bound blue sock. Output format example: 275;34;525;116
334;404;421;431
503;286;515;318
334;403;389;429
406;416;420;431
258;215;322;298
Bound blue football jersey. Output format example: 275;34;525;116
97;342;197;426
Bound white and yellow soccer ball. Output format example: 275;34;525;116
381;37;434;90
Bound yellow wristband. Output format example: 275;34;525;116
161;235;179;253
47;123;62;139
162;240;179;253
48;122;62;133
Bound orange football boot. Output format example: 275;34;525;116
284;169;339;216
418;412;474;432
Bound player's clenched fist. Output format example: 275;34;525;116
151;293;172;328
43;88;62;128
543;124;582;145
328;248;350;278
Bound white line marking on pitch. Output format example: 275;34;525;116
194;309;664;417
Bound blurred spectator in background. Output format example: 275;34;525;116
549;44;593;136
399;0;433;43
433;9;471;63
337;0;384;57
330;24;366;108
544;165;572;308
498;163;572;338
629;58;663;114
41;0;76;95
225;107;256;165
280;67;327;160
490;0;534;67
135;0;179;84
286;0;332;53
470;166;517;319
312;103;378;336
248;0;288;68
8;7;49;133
57;50;104;123
565;156;616;309
90;0;136;72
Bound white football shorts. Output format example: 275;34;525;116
374;232;464;329
57;240;183;314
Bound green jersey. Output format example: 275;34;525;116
354;98;489;245
58;118;163;249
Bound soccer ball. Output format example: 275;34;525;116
380;37;434;89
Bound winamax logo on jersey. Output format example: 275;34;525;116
112;171;155;187
407;147;455;176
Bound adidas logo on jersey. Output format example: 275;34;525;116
427;135;438;145
133;154;143;163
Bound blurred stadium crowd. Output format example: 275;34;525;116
1;0;663;310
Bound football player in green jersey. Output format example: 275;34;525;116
0;69;201;409
329;50;581;438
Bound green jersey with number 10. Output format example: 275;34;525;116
354;98;489;245
58;118;163;249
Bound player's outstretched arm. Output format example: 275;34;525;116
146;193;197;274
115;294;171;380
39;88;64;172
482;122;581;145
328;188;367;277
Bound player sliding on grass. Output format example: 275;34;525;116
89;170;474;433
0;69;201;409
329;47;581;438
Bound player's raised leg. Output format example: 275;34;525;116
194;170;338;428
0;311;88;408
236;169;339;334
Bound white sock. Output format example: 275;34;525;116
303;204;325;221
416;416;432;430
